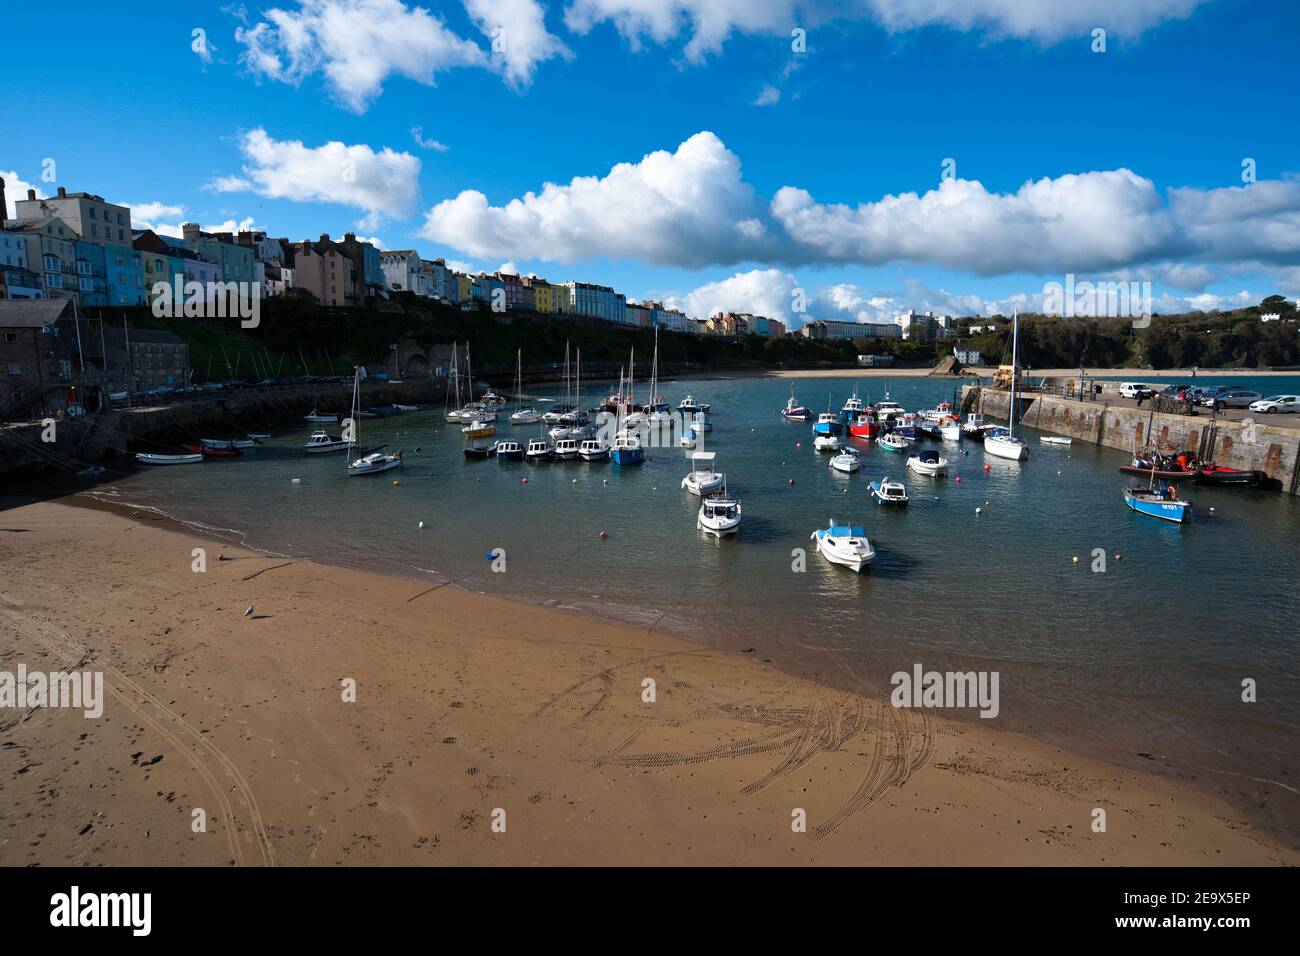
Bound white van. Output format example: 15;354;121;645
1119;382;1153;399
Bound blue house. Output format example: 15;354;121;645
104;243;146;306
74;240;107;307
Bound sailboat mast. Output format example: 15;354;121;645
1010;310;1019;434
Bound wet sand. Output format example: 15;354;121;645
0;498;1293;866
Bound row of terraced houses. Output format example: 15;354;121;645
0;178;952;343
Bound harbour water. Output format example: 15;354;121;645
79;373;1300;835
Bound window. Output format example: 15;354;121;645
44;254;60;271
90;208;98;219
47;275;62;289
7;362;20;376
4;332;16;343
117;213;124;225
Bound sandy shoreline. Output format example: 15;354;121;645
0;497;1293;866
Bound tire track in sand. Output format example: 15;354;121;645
0;595;275;866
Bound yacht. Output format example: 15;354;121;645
346;450;402;476
983;312;1030;463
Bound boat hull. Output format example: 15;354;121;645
1124;490;1190;523
1194;467;1264;487
984;436;1028;461
611;448;644;465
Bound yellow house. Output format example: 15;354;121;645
456;274;472;302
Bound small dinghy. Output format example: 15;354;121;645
135;452;203;465
304;410;338;424
464;443;497;460
830;449;860;473
1124;486;1191;523
810;520;875;573
525;439;553;461
906;449;948;476
202;437;255;449
869;476;909;506
1040;436;1072;445
814;433;841;452
247;432;271;440
681;451;724;496
183;443;241;459
877;432;909;453
698;487;742;537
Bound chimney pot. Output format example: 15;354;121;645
57;187;67;198
28;189;36;200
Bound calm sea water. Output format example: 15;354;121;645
83;373;1300;834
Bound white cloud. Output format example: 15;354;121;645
464;0;570;87
444;259;481;274
410;125;450;152
420;130;1300;281
421;131;774;266
235;0;565;111
1;170;47;220
212;128;421;225
497;260;520;275
564;0;1206;61
753;84;780;106
666;268;801;321
236;0;489;112
128;201;187;223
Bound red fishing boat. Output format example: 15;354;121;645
182;442;242;459
848;409;879;439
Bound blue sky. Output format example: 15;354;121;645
5;0;1299;325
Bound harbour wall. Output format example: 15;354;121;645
962;386;1300;495
0;379;443;480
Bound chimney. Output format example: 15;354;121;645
27;189;36;200
319;233;330;242
343;232;355;241
57;186;67;198
182;222;201;242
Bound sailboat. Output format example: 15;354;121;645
611;347;646;465
443;343;463;422
983;310;1029;462
346;368;402;476
509;350;541;424
645;327;673;425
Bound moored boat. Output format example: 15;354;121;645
830;449;860;473
611;431;644;465
681;451;724;495
877;432;909;453
810;520;875;573
495;440;524;461
304;410;338;424
781;387;811;421
135;452;203;465
698;488;742;536
1123;486;1191;523
906;449;949;476
463;443;497;459
1195;465;1265;487
579;438;610;461
869;476;909;505
813;433;841;452
553;438;580;460
848;411;879;440
304;431;349;453
462;419;496;439
525;439;553;461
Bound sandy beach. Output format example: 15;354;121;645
0;497;1293;866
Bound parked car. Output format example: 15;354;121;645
1208;389;1263;409
1198;385;1242;405
1158;383;1192;399
1248;395;1300;414
1118;382;1154;399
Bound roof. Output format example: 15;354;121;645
0;298;74;328
690;451;716;462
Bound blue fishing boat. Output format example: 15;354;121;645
611;430;644;465
1123;487;1191;523
813;411;842;436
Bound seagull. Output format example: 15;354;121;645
244;606;254;618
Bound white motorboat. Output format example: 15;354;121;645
691;411;713;432
346;450;402;475
869;476;909;505
678;394;709;413
680;427;697;448
830;449;860;473
578;438;610;461
961;412;990;439
906;449;949;476
525;439;553;461
553;438;580;460
304;410;338;423
814;433;841;452
938;418;962;441
810;520;875;573
842;389;866;416
681;451;724;495
1040;436;1072;445
304;431;349;453
511;409;541;424
135;452;203;465
698;490;742;536
875;395;905;419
